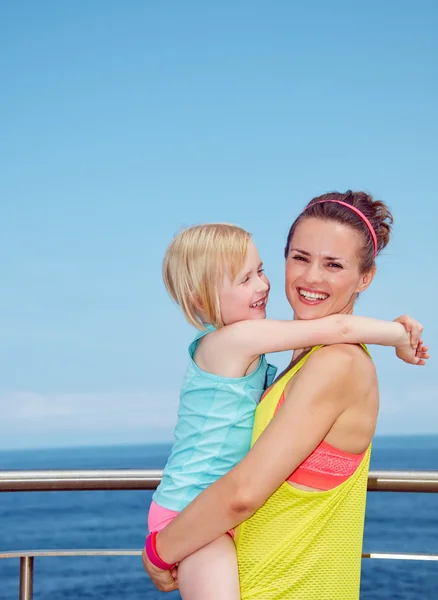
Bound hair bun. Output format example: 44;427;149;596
348;192;393;253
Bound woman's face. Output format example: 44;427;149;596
285;218;375;320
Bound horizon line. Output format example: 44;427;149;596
2;432;438;453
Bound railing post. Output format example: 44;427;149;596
19;556;33;600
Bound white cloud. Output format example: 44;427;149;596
0;390;179;449
1;382;436;450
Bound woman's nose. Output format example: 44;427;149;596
304;262;324;285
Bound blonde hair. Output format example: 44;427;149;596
163;223;252;329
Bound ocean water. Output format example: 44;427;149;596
0;437;437;599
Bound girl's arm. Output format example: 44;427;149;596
214;314;422;363
152;344;358;566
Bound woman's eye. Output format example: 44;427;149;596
292;255;307;262
328;263;342;269
241;277;249;284
258;268;264;274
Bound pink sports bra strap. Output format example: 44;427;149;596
274;392;366;490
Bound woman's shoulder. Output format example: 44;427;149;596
312;342;373;361
305;343;376;381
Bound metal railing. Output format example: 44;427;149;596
1;469;438;599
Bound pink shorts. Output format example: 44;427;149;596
148;500;234;538
148;500;180;532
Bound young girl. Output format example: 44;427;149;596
146;223;424;600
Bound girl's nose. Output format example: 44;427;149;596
257;275;270;293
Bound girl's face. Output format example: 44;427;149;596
285;218;375;320
219;240;270;325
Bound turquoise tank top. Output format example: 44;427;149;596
153;325;277;512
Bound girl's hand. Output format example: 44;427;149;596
396;341;430;365
141;547;179;592
393;314;423;349
414;340;430;366
393;314;430;365
394;334;430;366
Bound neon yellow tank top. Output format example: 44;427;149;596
236;345;371;600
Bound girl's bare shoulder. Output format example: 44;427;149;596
194;327;250;377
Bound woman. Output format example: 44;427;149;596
143;191;428;599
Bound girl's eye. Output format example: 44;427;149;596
241;276;249;284
328;263;342;269
258;268;264;274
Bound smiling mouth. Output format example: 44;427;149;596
298;288;329;302
250;297;267;309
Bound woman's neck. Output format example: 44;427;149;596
290;301;355;360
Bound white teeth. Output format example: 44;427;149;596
251;300;265;308
299;289;328;301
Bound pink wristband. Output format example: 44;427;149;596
145;532;176;570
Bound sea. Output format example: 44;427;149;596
0;436;437;599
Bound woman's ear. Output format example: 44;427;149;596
356;265;376;294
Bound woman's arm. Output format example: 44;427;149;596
212;314;422;363
153;344;359;565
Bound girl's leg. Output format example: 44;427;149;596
178;533;240;600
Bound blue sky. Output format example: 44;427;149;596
1;1;437;449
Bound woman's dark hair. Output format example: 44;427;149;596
284;190;393;273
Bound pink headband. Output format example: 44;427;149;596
309;200;378;258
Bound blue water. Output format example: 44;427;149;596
0;437;437;599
